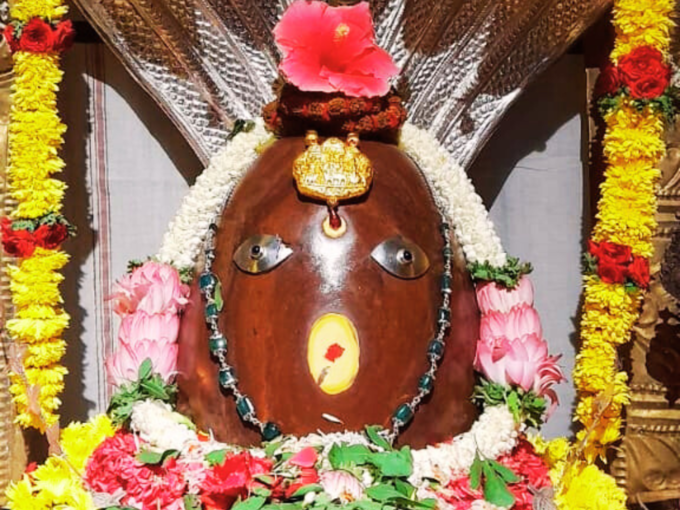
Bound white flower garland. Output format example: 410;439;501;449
157;119;273;268
128;399;518;492
157;121;507;270
399;123;507;267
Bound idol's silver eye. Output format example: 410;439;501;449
371;236;430;279
233;235;293;274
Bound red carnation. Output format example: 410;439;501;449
1;218;36;258
34;223;69;250
628;256;650;289
594;64;622;97
589;240;632;265
200;452;273;510
619;46;670;99
53;20;75;53
3;25;20;53
598;260;628;284
19;18;54;53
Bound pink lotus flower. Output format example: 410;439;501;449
110;261;189;317
320;470;364;502
274;1;399;97
105;338;178;387
475;333;564;405
476;276;534;315
118;311;180;345
480;305;542;342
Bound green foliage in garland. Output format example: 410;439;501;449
473;379;547;429
468;256;533;289
107;359;178;426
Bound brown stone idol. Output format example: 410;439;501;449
176;137;480;449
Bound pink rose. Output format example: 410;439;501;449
118;311;180;345
480;305;542;342
274;1;399;97
110;261;189;317
476;276;534;315
105;338;178;387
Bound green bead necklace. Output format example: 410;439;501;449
199;220;454;443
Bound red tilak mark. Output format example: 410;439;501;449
325;343;345;362
329;207;342;230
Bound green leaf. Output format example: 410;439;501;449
393;479;415;498
488;460;520;484
365;484;404;502
470;454;482;490
368;450;412;477
214;280;224;312
291;484;323;498
261;504;305;510
136;449;179;465
328;444;371;469
254;488;273;498
417;499;437;509
365;425;392;451
183;495;202;510
138;358;153;380
205;449;228;466
264;439;284;458
254;474;277;486
482;463;515;508
233;496;267;510
347;501;384;510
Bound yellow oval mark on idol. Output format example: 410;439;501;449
307;313;360;395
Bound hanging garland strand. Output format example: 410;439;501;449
574;0;674;463
1;2;75;431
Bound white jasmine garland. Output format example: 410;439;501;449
157;119;273;269
157;121;507;271
399;123;507;267
130;399;199;452
409;405;518;488
129;401;517;492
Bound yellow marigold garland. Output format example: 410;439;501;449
4;0;73;431
557;0;674;506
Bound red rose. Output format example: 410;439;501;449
619;46;665;80
1;218;36;258
629;75;670;99
34;223;68;250
3;25;20;53
628;256;650;288
589;240;632;265
19;18;54;53
598;260;628;284
53;20;75;53
619;46;670;99
594;64;622;97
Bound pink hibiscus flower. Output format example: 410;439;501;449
274;1;399;97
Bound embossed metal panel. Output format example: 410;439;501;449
71;0;610;166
